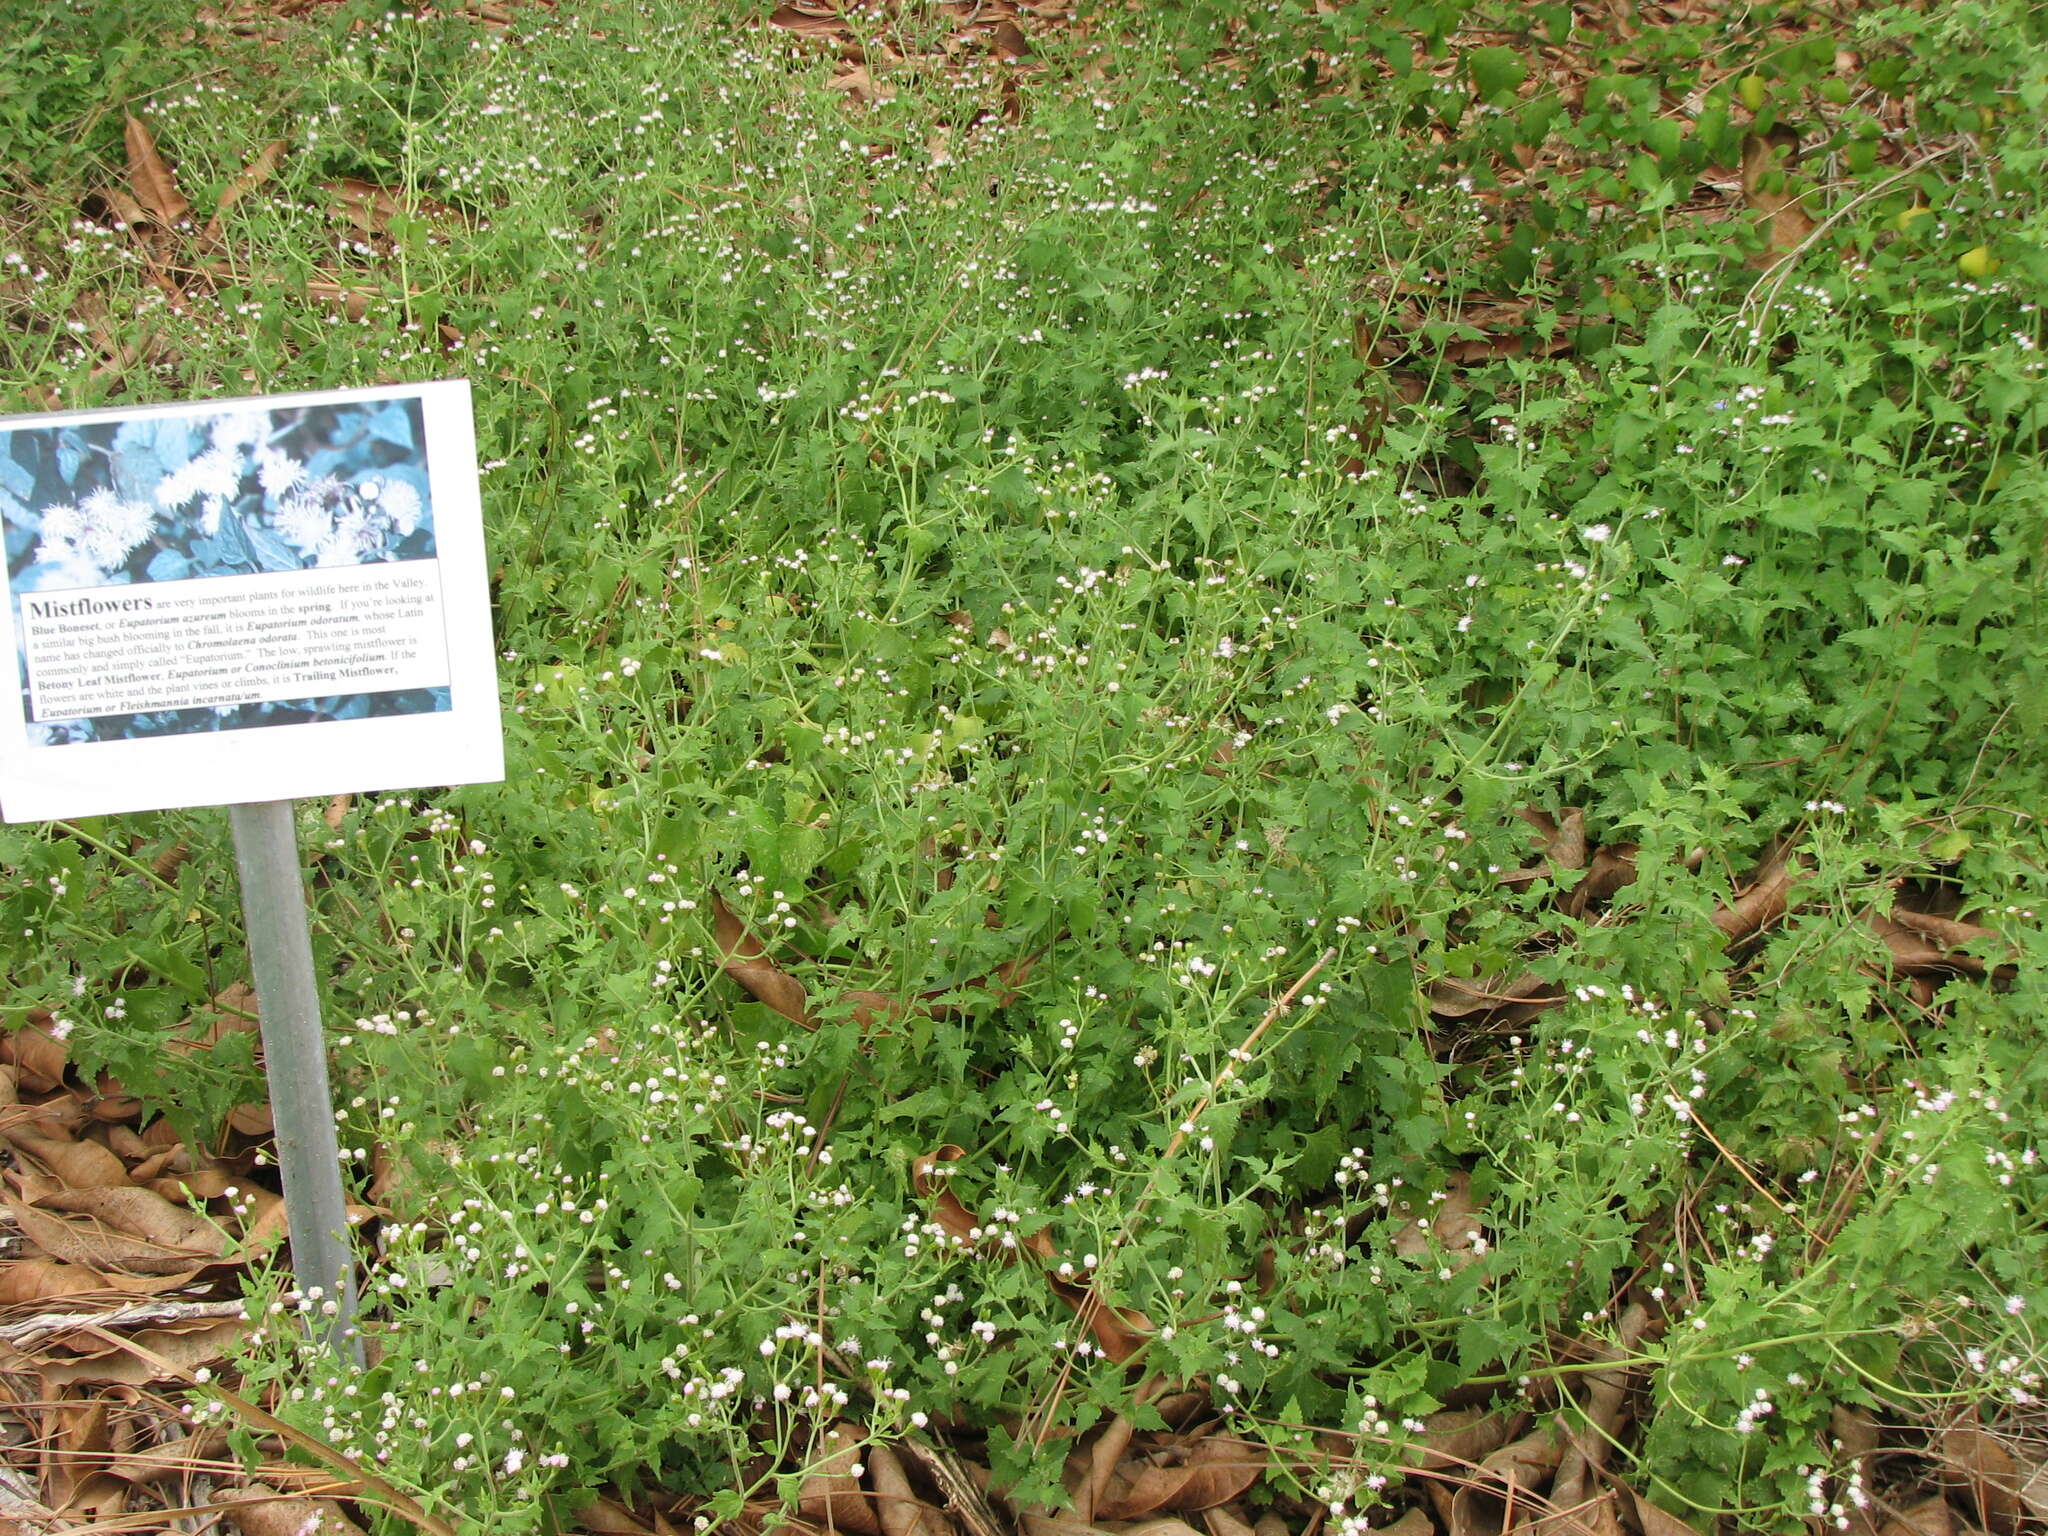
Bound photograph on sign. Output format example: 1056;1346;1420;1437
0;380;502;821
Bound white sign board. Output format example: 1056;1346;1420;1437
0;380;502;821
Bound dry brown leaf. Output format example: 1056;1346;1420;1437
768;2;856;40
1867;912;1984;976
1548;1305;1652;1521
713;893;815;1028
35;1185;225;1253
203;137;288;241
1711;855;1797;943
1426;968;1558;1021
1095;1434;1263;1520
303;278;376;320
1876;1498;1954;1536
126;1146;181;1182
1831;1404;1879;1459
124;115;190;227
99;185;154;234
0;1259;192;1305
1412;1409;1518;1472
2;1018;71;1092
990;19;1032;59
913;1144;993;1249
1254;1515;1289;1536
1376;1513;1433;1536
57;1471;130;1520
1441;332;1530;366
1561;843;1639;918
1619;1489;1707;1536
1890;907;2000;951
913;1147;1150;1362
0;1259;117;1305
153;1168;234;1204
38;1319;244;1386
801;1422;881;1536
1151;1393;1209;1432
101;1426;228;1485
8;1196;216;1275
1392;1172;1485;1271
1527;1491;1625;1536
369;1142;410;1209
1204;1507;1257;1536
2021;1461;2048;1521
1075;1413;1140;1523
1938;1423;2025;1535
1419;300;1574;367
229;1102;276;1137
576;1495;660;1534
1741;127;1816;265
241;1188;290;1251
224;1481;371;1536
1449;1421;1565;1536
1533;808;1588;871
844;989;911;1027
171;984;261;1057
829;65;894;102
5;1127;132;1189
324;178;403;236
1046;1274;1155;1364
6;1098;88;1142
42;1391;110;1512
870;1444;954;1536
88;1088;144;1123
102;1125;148;1160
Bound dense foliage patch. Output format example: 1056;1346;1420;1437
1;2;2044;1533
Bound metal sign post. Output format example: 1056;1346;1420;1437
0;382;503;1367
228;799;362;1363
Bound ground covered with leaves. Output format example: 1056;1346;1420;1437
1;0;2046;1533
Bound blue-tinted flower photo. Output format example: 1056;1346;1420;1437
2;394;451;746
0;396;436;594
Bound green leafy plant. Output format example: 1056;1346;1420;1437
0;1;2043;1532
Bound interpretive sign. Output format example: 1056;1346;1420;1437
0;380;501;821
0;379;502;1356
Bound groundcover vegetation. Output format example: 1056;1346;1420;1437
1;0;2045;1532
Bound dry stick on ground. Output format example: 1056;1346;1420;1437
1023;946;1339;1453
0;1299;244;1350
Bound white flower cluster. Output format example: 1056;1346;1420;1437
151;410;265;538
274;473;425;567
37;488;157;575
34;408;428;582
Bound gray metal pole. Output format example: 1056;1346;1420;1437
227;799;361;1363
